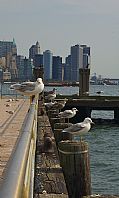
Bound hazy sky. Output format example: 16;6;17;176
0;0;119;78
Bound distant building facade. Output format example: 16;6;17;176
52;56;62;81
0;39;18;80
70;44;83;81
64;55;71;81
29;41;40;60
33;54;43;68
43;50;53;80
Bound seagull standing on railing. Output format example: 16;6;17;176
62;117;94;141
58;107;78;123
10;78;44;97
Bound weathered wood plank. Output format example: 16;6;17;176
34;102;68;197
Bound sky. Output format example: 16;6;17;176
0;0;119;78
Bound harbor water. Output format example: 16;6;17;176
1;83;119;194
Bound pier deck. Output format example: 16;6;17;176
0;98;30;182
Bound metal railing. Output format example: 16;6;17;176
0;97;38;198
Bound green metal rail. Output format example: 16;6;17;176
0;97;38;198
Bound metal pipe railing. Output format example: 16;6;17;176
0;98;38;198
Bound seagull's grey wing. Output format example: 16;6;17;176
63;123;85;133
59;110;72;117
10;83;21;90
18;82;36;92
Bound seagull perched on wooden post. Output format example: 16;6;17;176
45;99;67;112
62;117;94;141
58;107;78;123
10;78;44;103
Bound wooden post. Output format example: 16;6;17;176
49;118;65;130
58;141;91;198
79;68;90;96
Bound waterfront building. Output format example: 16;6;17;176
0;38;17;58
0;39;18;80
24;57;33;81
43;50;53;80
16;55;25;81
33;54;43;67
52;56;62;81
70;44;83;81
29;41;40;60
64;55;71;81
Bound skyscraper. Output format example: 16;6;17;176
70;44;83;81
29;41;40;60
52;56;62;81
0;39;18;80
0;38;17;58
43;50;53;80
64;55;71;81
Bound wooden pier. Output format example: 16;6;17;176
55;95;119;123
0;95;119;197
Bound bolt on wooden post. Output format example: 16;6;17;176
58;140;91;198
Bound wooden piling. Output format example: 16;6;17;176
50;118;65;130
58;140;91;198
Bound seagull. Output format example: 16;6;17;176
45;88;57;102
44;101;57;109
62;117;94;141
58;107;78;123
10;78;44;97
47;99;67;112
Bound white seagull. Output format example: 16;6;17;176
58;107;78;123
10;78;44;96
62;117;94;141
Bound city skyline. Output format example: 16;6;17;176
0;0;119;78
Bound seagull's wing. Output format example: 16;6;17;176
58;110;72;117
10;83;21;90
63;123;85;133
17;82;36;92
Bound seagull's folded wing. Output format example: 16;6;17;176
63;123;85;133
18;82;35;92
59;110;72;117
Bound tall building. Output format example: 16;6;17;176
33;54;43;68
29;41;40;60
64;55;71;81
52;56;62;81
70;44;83;81
43;50;53;80
16;55;25;81
0;38;17;58
24;57;33;81
0;39;17;80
